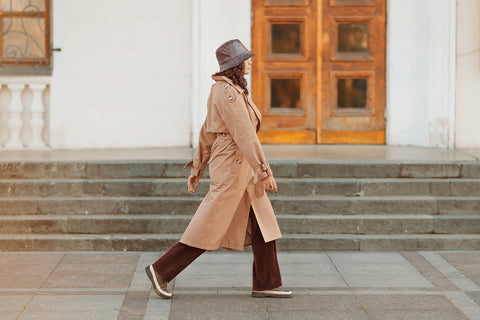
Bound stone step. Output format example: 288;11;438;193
359;178;480;196
1;161;479;179
295;162;480;179
0;161;192;179
1;233;480;251
0;215;190;234
0;178;358;198
1;158;479;252
278;214;480;234
0;196;479;215
279;234;480;251
2;214;479;235
1;178;480;198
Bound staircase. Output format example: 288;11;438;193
1;160;480;251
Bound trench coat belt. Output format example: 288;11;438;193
215;132;241;163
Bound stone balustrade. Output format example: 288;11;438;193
0;77;50;149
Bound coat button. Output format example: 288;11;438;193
237;160;241;164
228;96;233;101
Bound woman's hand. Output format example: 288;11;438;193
187;175;200;193
263;175;278;193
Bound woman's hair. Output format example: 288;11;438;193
213;62;249;95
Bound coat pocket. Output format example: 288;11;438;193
254;181;265;197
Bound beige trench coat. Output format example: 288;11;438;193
181;75;282;251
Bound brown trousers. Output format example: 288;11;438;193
152;207;282;291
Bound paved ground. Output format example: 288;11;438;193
2;251;480;319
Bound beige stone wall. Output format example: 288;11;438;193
455;0;480;148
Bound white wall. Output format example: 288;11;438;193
49;0;467;149
386;0;456;148
50;0;65;148
51;0;191;149
191;0;252;147
455;0;480;148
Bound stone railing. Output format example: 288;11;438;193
0;77;50;149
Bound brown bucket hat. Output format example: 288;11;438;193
216;39;255;72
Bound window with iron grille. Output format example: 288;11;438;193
0;0;51;75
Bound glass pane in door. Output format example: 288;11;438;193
338;23;368;53
337;78;367;108
331;0;374;5
271;78;301;109
271;24;301;54
265;0;307;5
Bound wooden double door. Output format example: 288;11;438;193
252;0;386;144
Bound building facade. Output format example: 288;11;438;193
0;0;478;150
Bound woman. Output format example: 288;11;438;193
145;39;292;299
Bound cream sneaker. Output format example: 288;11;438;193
252;287;293;298
145;265;172;299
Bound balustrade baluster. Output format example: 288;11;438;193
5;84;25;149
29;84;46;148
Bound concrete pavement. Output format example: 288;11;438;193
2;251;480;319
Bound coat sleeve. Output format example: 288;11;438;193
184;121;216;178
217;87;273;182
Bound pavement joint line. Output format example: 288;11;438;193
168;289;447;296
439;251;480;254
264;298;271;320
38;287;129;292
13;252;67;320
443;291;480;320
123;253;165;319
118;290;150;320
325;252;370;319
127;252;159;291
143;291;171;320
174;289;219;293
35;291;128;296
419;252;480;292
400;251;459;291
349;290;444;295
0;288;38;292
174;289;250;295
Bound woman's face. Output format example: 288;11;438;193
244;58;252;75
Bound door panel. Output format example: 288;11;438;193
252;0;385;144
321;0;385;143
252;1;317;144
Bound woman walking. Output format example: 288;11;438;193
145;39;292;299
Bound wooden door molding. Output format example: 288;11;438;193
320;0;386;144
252;0;386;144
252;0;317;144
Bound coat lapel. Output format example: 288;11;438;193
244;95;262;132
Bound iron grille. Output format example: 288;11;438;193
0;0;51;75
